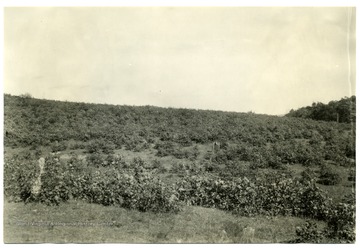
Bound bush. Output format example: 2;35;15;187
5;153;181;212
155;141;176;157
103;154;127;168
326;202;355;242
294;221;325;243
249;151;268;169
300;167;317;184
37;156;70;205
219;162;255;179
50;141;67;152
317;165;342;185
267;155;282;169
86;153;104;167
348;168;355;182
69;141;86;150
87;139;115;154
294;202;355;243
83;164;181;213
175;174;332;218
4;156;38;202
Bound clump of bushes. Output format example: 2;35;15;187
294;202;355;243
317;165;343;185
348;168;355;182
150;159;167;173
4;155;181;212
175;173;331;219
294;221;325;243
4;155;39;202
87;139;115;154
300;167;317;183
155;141;176;157
176;173;355;243
37;156;70;205
68;141;86;150
50;140;67;152
80;166;181;212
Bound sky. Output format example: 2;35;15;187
4;7;356;115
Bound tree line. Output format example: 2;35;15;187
286;96;356;123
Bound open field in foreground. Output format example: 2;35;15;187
4;200;321;243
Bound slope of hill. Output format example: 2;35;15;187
4;94;355;160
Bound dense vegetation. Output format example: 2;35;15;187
4;94;356;164
286;96;356;123
3;94;356;243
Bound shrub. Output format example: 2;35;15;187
317;165;342;185
326;202;355;243
175;174;332;219
300;167;317;184
348;168;355;182
175;134;192;147
50;141;67;152
299;183;331;220
155;141;176;157
294;221;325;243
294;202;356;243
267;154;282;169
86;152;104;167
37;156;71;205
170;162;187;174
69;141;86;150
219;162;255;179
103;154;127;168
147;159;167;173
84;165;181;213
4;156;38;202
5;153;181;212
87;139;115;154
249;151;268;169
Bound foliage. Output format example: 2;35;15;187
4;152;38;202
348;168;356;182
4;94;354;168
154;141;176;157
50;140;67;152
4;154;180;212
87;139;115;154
286;96;356;123
317;165;343;186
37;156;70;205
175;173;332;219
176;173;355;243
293;221;325;243
293;201;355;243
326;202;356;242
300;167;317;183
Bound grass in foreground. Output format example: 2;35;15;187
4;200;322;243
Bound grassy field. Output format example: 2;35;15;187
4;200;320;243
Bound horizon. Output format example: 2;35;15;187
4;92;354;117
4;7;356;115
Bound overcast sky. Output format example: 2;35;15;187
4;7;356;115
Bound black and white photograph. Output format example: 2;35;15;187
2;2;357;244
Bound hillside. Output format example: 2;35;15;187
4;94;355;162
3;94;356;243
